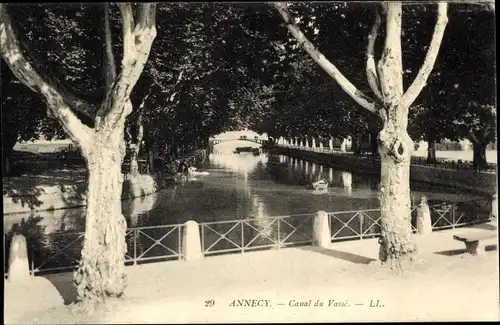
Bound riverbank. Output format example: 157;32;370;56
3;149;207;215
269;146;497;196
5;223;498;323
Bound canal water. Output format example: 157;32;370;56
3;142;491;273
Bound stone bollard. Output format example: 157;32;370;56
182;220;203;261
491;194;498;220
313;211;331;248
8;234;31;283
416;196;432;235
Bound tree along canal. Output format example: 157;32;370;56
3;148;491;275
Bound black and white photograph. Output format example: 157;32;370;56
1;1;498;323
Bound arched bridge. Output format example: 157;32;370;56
209;138;267;145
208;137;269;154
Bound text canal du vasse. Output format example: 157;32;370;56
226;299;385;308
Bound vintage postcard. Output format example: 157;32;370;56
2;1;498;323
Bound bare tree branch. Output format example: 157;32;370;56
137;3;157;29
366;5;383;102
138;88;153;110
6;16;97;121
98;3;157;133
103;3;117;93
401;3;448;110
0;4;93;147
118;3;135;69
270;1;379;114
2;7;96;120
377;2;404;107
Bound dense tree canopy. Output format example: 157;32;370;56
2;2;495;163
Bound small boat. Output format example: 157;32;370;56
235;146;254;154
312;179;329;190
192;171;210;176
187;166;210;176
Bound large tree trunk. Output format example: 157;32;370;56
376;3;418;269
426;139;437;164
378;124;416;268
472;141;488;172
74;128;127;302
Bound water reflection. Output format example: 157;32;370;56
252;195;273;239
3;151;492;274
4;191;160;236
4;152;488;237
342;171;353;196
123;192;159;228
208;152;267;175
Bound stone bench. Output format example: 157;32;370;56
453;231;497;255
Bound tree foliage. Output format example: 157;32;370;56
408;4;496;146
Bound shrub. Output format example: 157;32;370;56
435;142;463;151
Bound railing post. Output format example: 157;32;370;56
452;203;456;229
178;226;182;260
359;213;364;240
201;224;205;256
7;234;30;283
241;221;244;254
313;211;331;248
182;221;203;261
133;229;137;266
277;218;281;249
31;249;35;277
416;197;432;235
491;194;498;220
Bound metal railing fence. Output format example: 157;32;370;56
3;198;492;277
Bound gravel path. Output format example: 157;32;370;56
6;223;499;323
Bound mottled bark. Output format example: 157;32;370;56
366;6;383;101
74;127;127;302
376;3;418;268
378;121;416;268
